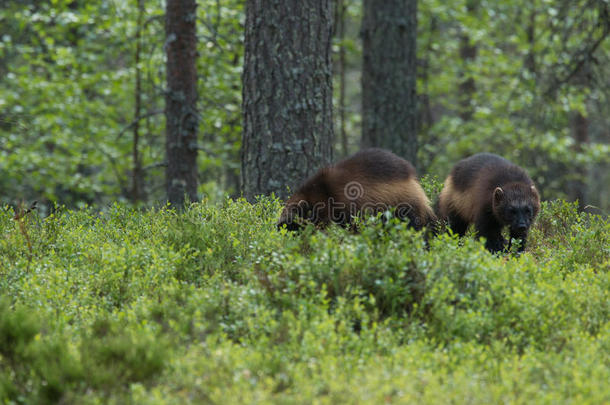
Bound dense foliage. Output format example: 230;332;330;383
2;2;608;403
415;0;610;207
0;0;243;209
1;197;608;403
1;0;608;211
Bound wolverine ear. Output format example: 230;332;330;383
297;199;311;217
493;187;504;204
297;199;310;210
530;185;538;194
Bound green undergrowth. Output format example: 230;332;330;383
0;198;608;404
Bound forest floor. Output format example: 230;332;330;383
1;198;609;404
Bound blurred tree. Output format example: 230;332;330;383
569;110;589;209
0;0;608;212
416;0;609;212
334;0;349;158
0;0;143;210
132;0;145;203
165;0;198;206
361;0;418;164
241;0;334;201
458;0;478;121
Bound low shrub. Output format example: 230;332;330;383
0;198;608;403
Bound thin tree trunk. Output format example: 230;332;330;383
570;111;588;209
241;0;333;201
458;0;478;121
335;0;348;157
361;0;418;164
524;9;536;74
418;15;436;134
165;0;198;206
132;0;145;203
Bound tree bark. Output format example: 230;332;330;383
132;0;145;203
361;0;418;164
524;9;537;74
241;0;334;201
418;15;436;134
569;111;588;209
458;0;478;122
165;0;198;206
335;0;348;157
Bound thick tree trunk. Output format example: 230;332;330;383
165;0;198;206
361;0;418;164
241;0;334;201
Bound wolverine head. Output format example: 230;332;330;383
277;195;311;231
492;183;540;237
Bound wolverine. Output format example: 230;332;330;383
277;148;436;231
437;153;540;253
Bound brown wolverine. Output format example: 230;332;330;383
438;153;540;253
277;148;436;231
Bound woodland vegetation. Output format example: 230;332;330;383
0;0;608;210
1;0;609;403
1;200;609;403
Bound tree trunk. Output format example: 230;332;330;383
418;15;436;134
361;0;418;164
165;0;198;206
132;0;145;203
569;111;588;209
335;0;348;157
458;0;478;122
524;9;537;74
241;0;334;202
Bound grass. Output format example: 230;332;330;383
0;197;608;404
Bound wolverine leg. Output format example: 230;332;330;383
475;216;505;253
447;211;469;237
510;231;528;253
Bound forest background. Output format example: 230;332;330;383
0;0;608;212
1;2;610;403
